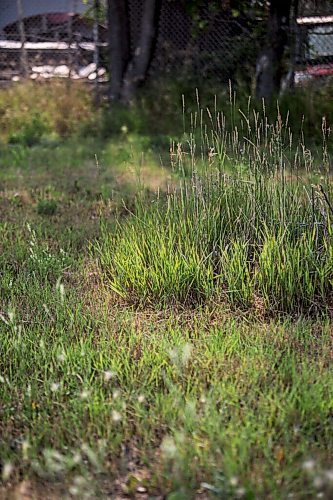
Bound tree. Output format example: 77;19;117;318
107;0;161;103
255;0;295;100
107;0;297;104
177;0;297;100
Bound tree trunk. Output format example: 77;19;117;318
120;0;160;103
281;0;299;94
256;0;292;100
108;0;160;104
108;0;130;101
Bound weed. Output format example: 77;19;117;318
8;114;49;147
37;199;58;216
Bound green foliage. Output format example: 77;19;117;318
97;100;333;314
37;199;58;216
8;114;49;147
0;81;96;144
220;241;254;308
1;234;333;496
2;78;333;150
98;173;333;313
2;80;333;498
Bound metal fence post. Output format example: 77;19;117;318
16;0;29;78
93;0;100;99
67;1;73;79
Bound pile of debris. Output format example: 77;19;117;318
0;40;108;82
28;62;107;81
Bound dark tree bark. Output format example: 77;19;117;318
280;0;299;94
108;0;130;101
108;0;160;104
256;0;293;100
120;0;160;102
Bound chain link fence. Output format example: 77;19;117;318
148;1;258;83
295;13;333;84
1;1;333;86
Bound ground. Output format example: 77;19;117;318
1;86;333;499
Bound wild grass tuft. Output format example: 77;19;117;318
97;104;333;314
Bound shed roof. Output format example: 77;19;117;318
0;0;87;31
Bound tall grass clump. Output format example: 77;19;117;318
97;99;333;314
0;80;96;144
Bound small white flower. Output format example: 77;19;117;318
137;394;145;403
112;410;121;422
22;440;30;460
229;476;238;487
73;475;86;486
43;304;48;313
69;486;79;496
80;389;90;400
120;125;128;134
51;383;60;393
313;477;323;489
160;436;177;459
168;347;178;364
72;452;81;465
57;352;66;363
56;280;65;305
235;487;246;498
0;314;9;325
103;370;114;382
112;389;120;399
137;486;146;493
302;459;316;472
182;343;193;364
324;470;333;483
2;462;13;481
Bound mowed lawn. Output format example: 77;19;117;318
1;100;333;498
